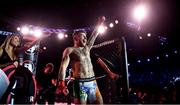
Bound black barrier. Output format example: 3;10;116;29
91;38;129;104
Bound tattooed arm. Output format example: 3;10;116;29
86;16;105;49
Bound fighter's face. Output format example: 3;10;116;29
10;36;20;47
77;33;87;47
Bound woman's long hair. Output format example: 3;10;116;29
0;35;21;61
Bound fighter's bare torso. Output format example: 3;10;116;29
68;46;95;78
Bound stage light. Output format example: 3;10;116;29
64;34;68;38
29;30;34;35
34;29;42;38
58;33;64;39
156;56;160;60
137;60;141;63
105;26;108;30
147;33;151;37
174;50;178;54
109;23;114;28
98;25;106;34
43;47;46;50
115;20;118;24
139;36;143;39
165;54;169;58
147;58;150;62
17;27;21;31
21;26;29;35
133;4;147;22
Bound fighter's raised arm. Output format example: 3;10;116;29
86;16;105;49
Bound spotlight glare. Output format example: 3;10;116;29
133;4;147;21
147;58;150;62
109;23;114;28
29;30;34;35
98;25;106;34
17;27;21;31
156;56;159;60
65;34;68;38
43;47;46;50
147;33;151;37
34;29;42;38
174;50;178;54
115;20;119;24
165;54;169;57
139;36;143;39
21;26;29;35
58;33;64;39
137;60;141;63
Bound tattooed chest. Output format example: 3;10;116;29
71;49;90;61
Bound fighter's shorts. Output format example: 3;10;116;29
73;76;101;103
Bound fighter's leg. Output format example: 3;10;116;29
73;88;88;104
95;86;103;104
86;81;103;104
79;90;88;104
73;81;88;104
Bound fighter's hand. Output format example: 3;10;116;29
55;81;69;96
98;16;106;24
55;86;69;96
109;72;119;80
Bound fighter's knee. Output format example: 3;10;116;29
96;96;103;104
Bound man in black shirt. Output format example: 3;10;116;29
36;63;56;104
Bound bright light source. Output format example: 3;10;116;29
115;20;119;24
165;54;169;58
174;50;178;54
147;58;150;62
43;47;46;50
98;25;106;34
58;33;64;39
17;27;21;31
156;56;160;60
109;23;114;28
137;60;141;63
29;30;34;35
139;36;143;39
21;26;29;35
64;34;68;38
34;29;42;38
133;4;147;21
147;33;151;37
